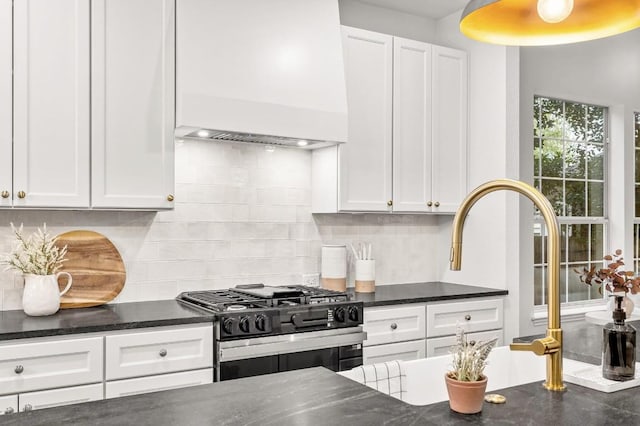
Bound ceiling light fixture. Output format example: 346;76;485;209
296;140;309;147
460;0;640;46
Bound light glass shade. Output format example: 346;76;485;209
537;0;574;24
460;0;640;46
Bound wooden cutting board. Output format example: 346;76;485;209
55;230;126;309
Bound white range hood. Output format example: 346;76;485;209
176;0;348;149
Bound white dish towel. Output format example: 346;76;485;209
339;360;407;401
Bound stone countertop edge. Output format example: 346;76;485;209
0;300;215;342
348;281;508;307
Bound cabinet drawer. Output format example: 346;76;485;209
19;383;103;412
426;299;503;338
105;324;213;380
0;395;17;416
105;368;213;398
363;304;426;346
363;340;425;365
426;330;504;357
0;336;103;394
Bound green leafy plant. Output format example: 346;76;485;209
2;224;67;275
448;327;497;382
575;249;640;295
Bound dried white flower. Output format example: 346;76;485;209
1;223;68;275
449;326;497;382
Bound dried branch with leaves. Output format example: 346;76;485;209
1;224;68;275
448;327;498;382
575;249;640;295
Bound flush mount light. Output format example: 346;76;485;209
196;130;210;138
460;0;640;46
296;140;309;147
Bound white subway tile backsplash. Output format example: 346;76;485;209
0;142;440;311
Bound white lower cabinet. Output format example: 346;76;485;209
19;383;103;412
0;394;17;415
105;368;213;399
426;330;504;357
363;340;425;365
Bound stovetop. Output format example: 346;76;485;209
176;284;362;340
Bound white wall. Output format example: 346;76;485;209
339;0;437;43
519;29;640;336
0;141;443;311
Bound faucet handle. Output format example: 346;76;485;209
510;336;560;356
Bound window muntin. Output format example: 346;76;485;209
533;96;607;306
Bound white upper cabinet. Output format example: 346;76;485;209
392;37;433;213
13;0;91;208
0;0;11;207
312;28;467;214
91;0;175;209
431;46;468;213
339;27;393;212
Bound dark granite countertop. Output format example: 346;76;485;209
0;300;214;341
348;282;508;307
7;363;640;425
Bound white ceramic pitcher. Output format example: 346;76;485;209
22;272;73;316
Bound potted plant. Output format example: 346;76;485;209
575;249;640;316
1;224;72;316
445;327;497;414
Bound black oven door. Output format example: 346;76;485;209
218;328;366;381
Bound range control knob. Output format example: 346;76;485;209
348;306;360;322
255;314;267;331
239;316;251;333
291;314;304;327
334;307;346;322
222;318;236;335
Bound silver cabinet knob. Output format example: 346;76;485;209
159;349;167;357
390;323;398;330
464;314;471;321
23;404;32;412
4;407;14;415
14;365;24;374
434;201;440;207
427;201;433;207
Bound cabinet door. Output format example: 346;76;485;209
0;395;17;416
426;330;503;357
0;0;11;206
91;0;175;209
18;383;103;412
339;26;392;212
392;37;433;213
105;368;213;399
363;340;425;365
13;0;90;208
431;46;467;213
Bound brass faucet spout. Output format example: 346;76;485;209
450;179;565;391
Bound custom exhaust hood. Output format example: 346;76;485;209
176;0;348;149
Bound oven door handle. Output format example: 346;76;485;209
219;330;367;362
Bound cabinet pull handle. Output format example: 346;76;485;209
4;407;14;415
434;201;440;207
427;201;433;207
17;191;25;199
390;323;398;330
159;348;168;357
23;404;32;412
387;200;393;207
167;194;174;202
1;190;8;199
14;365;24;374
464;314;471;321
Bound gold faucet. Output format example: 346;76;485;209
450;178;565;391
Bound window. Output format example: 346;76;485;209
533;96;607;306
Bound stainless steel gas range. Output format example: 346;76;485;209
176;284;366;381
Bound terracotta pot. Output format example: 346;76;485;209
445;373;488;414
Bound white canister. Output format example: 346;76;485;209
355;259;375;293
321;245;347;291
